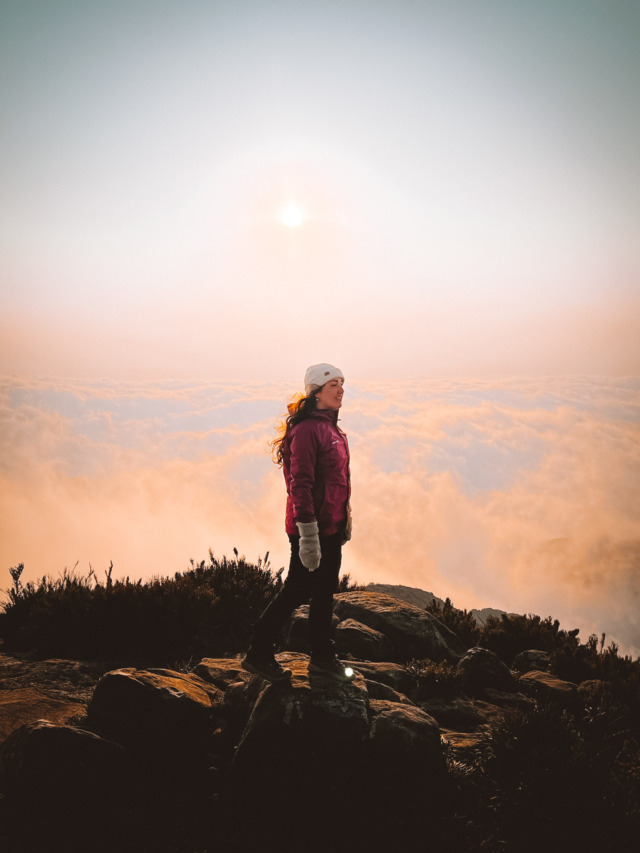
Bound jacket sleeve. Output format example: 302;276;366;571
288;422;318;524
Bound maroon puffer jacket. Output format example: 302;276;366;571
283;408;351;536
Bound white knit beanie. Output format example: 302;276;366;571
304;363;344;395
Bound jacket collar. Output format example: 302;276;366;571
311;408;340;425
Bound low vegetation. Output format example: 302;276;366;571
0;556;362;665
0;553;283;664
428;596;640;688
1;559;639;851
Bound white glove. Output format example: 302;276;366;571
342;513;352;545
297;521;321;570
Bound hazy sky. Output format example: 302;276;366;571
1;0;638;379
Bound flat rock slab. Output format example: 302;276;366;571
192;657;253;689
0;688;85;744
0;654;104;746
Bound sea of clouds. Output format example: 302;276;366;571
1;375;639;656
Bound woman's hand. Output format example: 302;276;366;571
297;521;321;570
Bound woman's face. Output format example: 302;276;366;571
315;378;344;410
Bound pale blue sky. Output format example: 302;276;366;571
1;0;639;379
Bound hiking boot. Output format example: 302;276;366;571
309;656;356;683
242;651;292;683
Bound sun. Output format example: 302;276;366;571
280;204;304;228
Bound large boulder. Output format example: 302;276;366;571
519;670;579;706
230;655;370;839
88;667;222;754
232;655;369;786
333;591;465;662
0;720;129;851
346;660;416;695
365;679;416;705
456;647;516;696
368;699;441;767
230;654;448;848
364;700;445;846
365;583;442;610
512;649;552;674
335;618;395;661
284;605;340;653
0;718;126;796
418;696;485;731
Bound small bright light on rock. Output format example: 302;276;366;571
345;667;354;678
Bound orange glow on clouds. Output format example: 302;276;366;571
1;376;639;657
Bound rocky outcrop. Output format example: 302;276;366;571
365;582;443;610
519;670;579;705
364;584;516;628
231;655;370;804
469;606;516;626
365;678;416;704
0;593;615;852
418;696;486;731
335;617;395;661
332;590;466;662
0;718;126;796
368;699;441;767
88;667;223;753
192;657;253;689
456;647;516;697
0;654;103;743
0;720;131;852
344;659;416;694
513;649;552;673
284;604;340;653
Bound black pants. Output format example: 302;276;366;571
250;531;343;661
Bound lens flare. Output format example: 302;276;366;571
281;204;304;227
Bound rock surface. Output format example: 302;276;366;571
0;587;613;852
418;696;485;731
365;582;443;610
519;669;579;704
232;654;370;798
333;590;466;662
368;699;441;766
457;646;516;696
88;667;222;753
512;649;552;673
335;617;395;661
0;719;130;852
284;604;340;652
0;653;104;744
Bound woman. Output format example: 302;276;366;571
242;363;354;684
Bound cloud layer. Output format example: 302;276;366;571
1;375;639;656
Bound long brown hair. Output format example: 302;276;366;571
270;391;318;466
